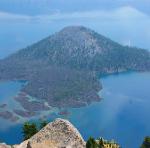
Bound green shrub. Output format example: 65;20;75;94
141;136;150;148
98;138;105;148
86;137;98;148
22;122;38;140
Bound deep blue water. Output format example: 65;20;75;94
0;72;150;148
68;72;150;148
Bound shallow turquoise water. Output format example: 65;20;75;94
0;72;150;148
0;81;23;143
0;81;23;110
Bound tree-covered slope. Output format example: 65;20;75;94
4;26;150;73
0;26;150;108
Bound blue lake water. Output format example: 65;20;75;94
0;72;150;148
0;81;23;143
68;72;150;148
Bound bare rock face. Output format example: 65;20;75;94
16;118;85;148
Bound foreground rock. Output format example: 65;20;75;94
0;118;85;148
28;118;85;148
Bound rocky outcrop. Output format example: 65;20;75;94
27;118;85;148
0;118;85;148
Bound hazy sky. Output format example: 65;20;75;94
0;0;150;58
0;0;150;15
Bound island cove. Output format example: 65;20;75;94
0;75;101;122
0;70;145;122
0;71;150;148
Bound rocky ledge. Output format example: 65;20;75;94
0;118;86;148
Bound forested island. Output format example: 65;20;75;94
0;26;150;119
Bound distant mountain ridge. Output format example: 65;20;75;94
0;26;150;112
